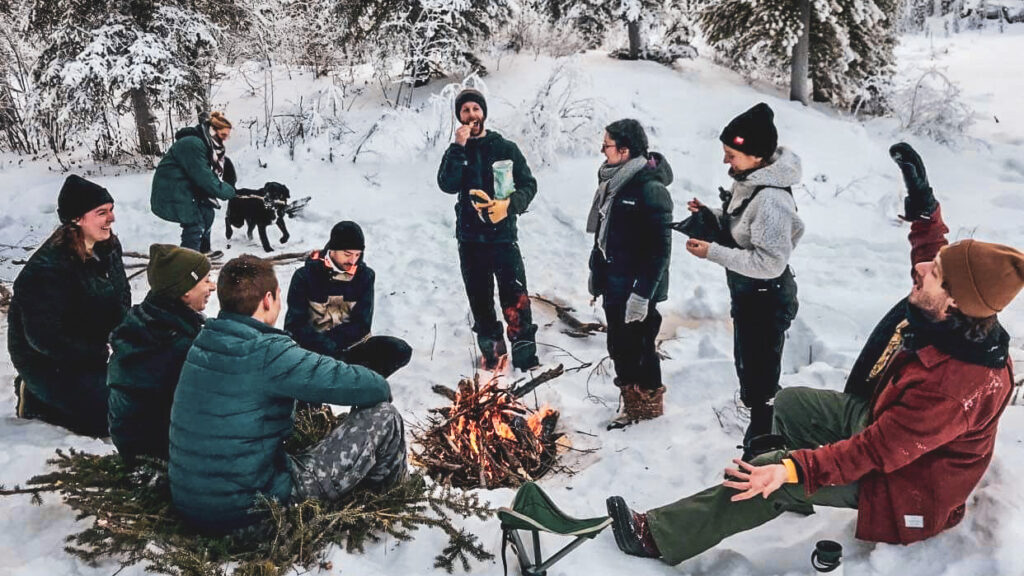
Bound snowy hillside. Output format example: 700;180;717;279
2;27;1024;576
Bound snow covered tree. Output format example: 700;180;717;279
546;0;699;60
334;0;511;100
698;0;898;111
0;1;39;154
28;0;240;157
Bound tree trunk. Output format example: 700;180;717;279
131;88;160;156
627;20;642;60
789;0;811;105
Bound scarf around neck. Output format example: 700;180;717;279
587;156;648;256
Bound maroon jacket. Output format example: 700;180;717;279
791;205;1014;544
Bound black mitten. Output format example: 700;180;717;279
889;142;937;220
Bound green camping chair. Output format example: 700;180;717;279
497;482;612;576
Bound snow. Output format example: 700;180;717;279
3;26;1024;576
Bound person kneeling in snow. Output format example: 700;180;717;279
606;143;1023;564
107;245;215;465
169;255;406;534
284;221;412;378
9;175;129;437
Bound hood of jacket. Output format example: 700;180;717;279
633;152;674;188
729;146;801;207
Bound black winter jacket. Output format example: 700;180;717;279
284;251;375;356
437;130;538;243
8;235;130;413
589;153;674;302
108;293;204;462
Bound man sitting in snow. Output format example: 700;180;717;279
169;255;406;534
108;245;215;464
605;143;1023;564
284;221;412;378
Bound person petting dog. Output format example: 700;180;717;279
285;221;412;378
151;111;237;254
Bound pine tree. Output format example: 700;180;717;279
28;0;243;158
0;1;38;154
334;0;512;102
698;0;898;111
546;0;699;60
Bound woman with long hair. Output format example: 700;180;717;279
9;175;130;436
684;103;803;447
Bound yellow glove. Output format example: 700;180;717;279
487;198;510;224
469;189;510;224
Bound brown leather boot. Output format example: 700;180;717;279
630;385;665;421
608;382;642;430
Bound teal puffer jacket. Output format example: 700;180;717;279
168;312;391;533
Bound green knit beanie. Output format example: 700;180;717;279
148;244;211;300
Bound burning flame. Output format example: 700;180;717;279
527;404;556;438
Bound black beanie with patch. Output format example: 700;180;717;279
719;102;778;160
455;88;487;120
57;175;114;224
327;221;365;251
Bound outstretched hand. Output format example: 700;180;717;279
889;142;937;220
722;459;789;502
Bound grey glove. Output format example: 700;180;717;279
624;293;649;324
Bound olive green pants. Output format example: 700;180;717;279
647;386;871;565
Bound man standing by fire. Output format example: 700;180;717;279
437;88;541;373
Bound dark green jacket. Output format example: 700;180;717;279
437;130;538;243
168;312;391;533
588;153;674;302
151;125;236;225
8;235;129;432
108;293;204;462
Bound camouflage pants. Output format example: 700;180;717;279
290;402;408;501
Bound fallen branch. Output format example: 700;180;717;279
531;294;605;337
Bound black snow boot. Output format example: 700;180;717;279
743;403;775;445
606;496;661;559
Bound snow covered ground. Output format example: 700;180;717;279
2;26;1024;576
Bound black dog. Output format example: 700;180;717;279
225;182;291;253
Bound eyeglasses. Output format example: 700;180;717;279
601;143;619;152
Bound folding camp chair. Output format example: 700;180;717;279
498;482;612;576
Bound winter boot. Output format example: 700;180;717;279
477;333;508;371
14;376;38;420
743;403;775;446
606;496;661;558
740;433;787;463
632;386;666;421
608;380;642;430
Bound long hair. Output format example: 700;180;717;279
946;306;998;343
46;223;115;261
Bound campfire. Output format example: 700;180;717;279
413;365;566;489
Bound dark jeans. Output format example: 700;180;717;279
728;269;798;438
602;289;662;391
181;205;216;253
337;336;412;379
458;241;538;370
647;386;870;565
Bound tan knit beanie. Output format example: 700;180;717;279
209;111;232;130
939;239;1024;318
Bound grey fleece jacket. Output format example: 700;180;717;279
706;146;804;279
